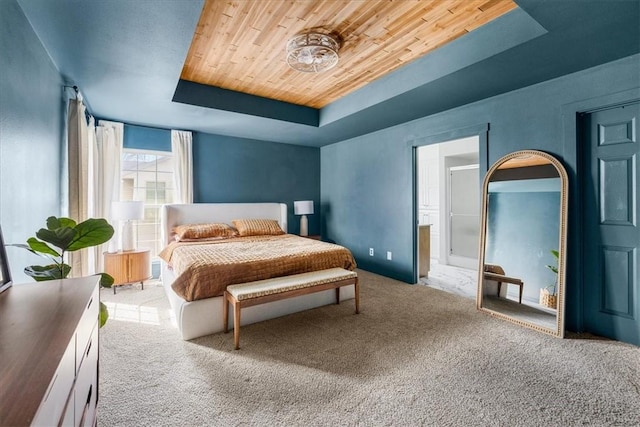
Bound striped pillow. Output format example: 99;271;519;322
232;219;285;236
173;223;238;241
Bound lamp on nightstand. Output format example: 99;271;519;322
294;200;314;236
111;201;144;251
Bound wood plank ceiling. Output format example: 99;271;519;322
499;154;553;169
181;0;517;109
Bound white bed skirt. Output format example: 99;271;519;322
160;203;355;340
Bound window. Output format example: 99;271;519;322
146;182;166;203
121;150;174;257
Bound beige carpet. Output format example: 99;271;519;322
99;270;640;426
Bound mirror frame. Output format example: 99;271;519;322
476;150;568;337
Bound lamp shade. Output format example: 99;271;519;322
111;201;144;221
294;200;314;216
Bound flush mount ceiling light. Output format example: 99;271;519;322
286;32;340;73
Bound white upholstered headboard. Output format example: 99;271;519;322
160;203;288;245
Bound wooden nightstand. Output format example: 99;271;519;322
302;235;322;240
104;249;152;294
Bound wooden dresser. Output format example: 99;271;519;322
0;276;100;426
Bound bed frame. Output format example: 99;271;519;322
160;203;355;340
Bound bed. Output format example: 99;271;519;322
160;203;357;340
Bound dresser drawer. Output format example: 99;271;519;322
76;285;99;372
75;322;99;427
80;377;98;427
31;338;75;426
60;392;75;427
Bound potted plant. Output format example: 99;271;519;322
13;216;115;326
540;249;559;309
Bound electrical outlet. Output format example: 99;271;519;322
369;248;374;256
387;251;392;260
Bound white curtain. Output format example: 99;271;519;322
67;99;123;277
92;119;123;269
171;130;193;204
67;99;90;276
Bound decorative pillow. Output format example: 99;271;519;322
232;219;285;236
173;223;238;241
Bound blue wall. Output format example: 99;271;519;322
0;0;65;282
124;124;171;152
486;191;560;302
321;53;640;331
193;133;320;235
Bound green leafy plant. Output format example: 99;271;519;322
544;249;559;296
13;216;115;327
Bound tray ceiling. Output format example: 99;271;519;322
16;0;639;146
181;0;517;109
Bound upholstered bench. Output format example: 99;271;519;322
223;268;359;349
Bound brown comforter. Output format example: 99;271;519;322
158;234;357;302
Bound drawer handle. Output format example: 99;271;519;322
86;339;92;357
87;296;93;310
78;385;92;427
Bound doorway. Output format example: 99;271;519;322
415;136;480;292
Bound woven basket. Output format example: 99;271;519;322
540;289;557;309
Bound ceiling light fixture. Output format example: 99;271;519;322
286;31;340;73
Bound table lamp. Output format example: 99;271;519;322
294;200;314;236
111;201;144;251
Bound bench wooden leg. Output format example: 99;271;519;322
233;300;241;350
223;292;229;333
354;278;360;314
335;287;340;304
519;286;523;304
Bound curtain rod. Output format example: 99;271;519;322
63;85;95;120
63;84;79;96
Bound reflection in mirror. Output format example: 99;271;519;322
477;150;567;337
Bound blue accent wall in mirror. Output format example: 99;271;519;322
486;182;561;304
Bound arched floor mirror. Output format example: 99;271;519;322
476;150;568;337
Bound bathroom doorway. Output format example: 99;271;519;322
416;136;480;284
